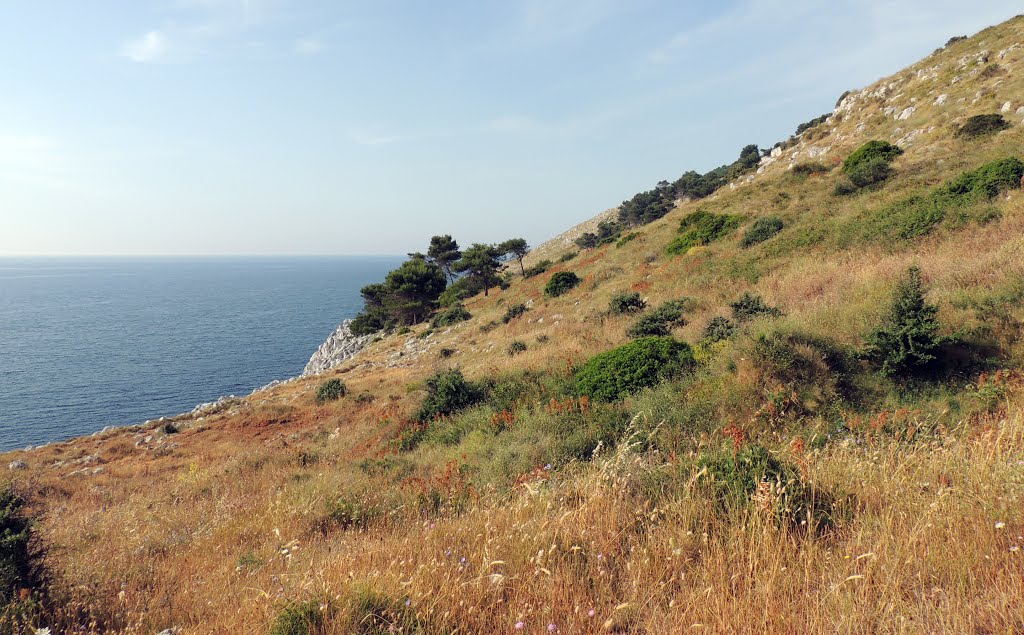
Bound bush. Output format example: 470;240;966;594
559;251;578;262
697;444;833;528
341;584;423;635
270;600;327;635
626;299;689;338
730;293;783;322
502;303;529;323
437;277;480;307
955;114;1010;139
430;303;471;328
523;259;552;278
740;217;784;247
616;232;640;248
0;486;42;605
846;157;894;188
842;140;903;174
702;316;736;343
577;336;694;401
665;210;742;255
315;379;347;403
609;292;647;314
545;271;581;297
865;266;945;378
507;341;528;356
415;369;483;422
438;347;455;359
864;157;1024;242
791;161;829;177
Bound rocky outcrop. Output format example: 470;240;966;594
303;319;375;376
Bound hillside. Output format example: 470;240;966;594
4;17;1024;635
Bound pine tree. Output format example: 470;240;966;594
866;266;944;377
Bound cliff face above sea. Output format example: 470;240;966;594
302;319;376;376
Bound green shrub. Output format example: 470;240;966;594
430;303;471;328
847;157;894;188
697;444;833;528
269;600;327;635
833;180;859;196
865;157;1024;242
740;217;784;247
0;486;41;605
545;271;581;297
702;316;736;343
502;303;529;323
415;369;483;422
626;299;689;338
791;161;829;177
842;140;903;174
320;495;378;532
616;232;640;248
609;292;646;314
523;259;552;278
577;336;694;401
730;293;783;322
315;379;347;403
507;340;528;356
342;584;423;635
865;266;945;378
559;251;578;262
665;210;742;255
438;347;456;359
955;113;1010;139
437;277;480;307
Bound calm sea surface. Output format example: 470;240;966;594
0;257;401;451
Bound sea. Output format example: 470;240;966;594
0;256;402;452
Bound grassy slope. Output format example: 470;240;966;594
4;17;1024;635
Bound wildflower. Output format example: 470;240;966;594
588;609;596;617
405;598;411;607
996;521;1006;530
515;621;525;630
544;463;552;471
548;624;558;632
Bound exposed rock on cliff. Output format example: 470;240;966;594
303;319;375;376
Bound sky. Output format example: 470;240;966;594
1;1;1021;256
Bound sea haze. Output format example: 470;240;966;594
0;256;402;451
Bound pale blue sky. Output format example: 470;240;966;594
1;1;1020;256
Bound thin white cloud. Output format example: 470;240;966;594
120;30;168;63
294;37;325;55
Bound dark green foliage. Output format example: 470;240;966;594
842;140;903;174
502;303;529;323
342;585;423;635
618;187;673;226
437;277;480;307
382;257;447;325
438;347;455;359
697;445;832;528
269;600;327;635
730;292;783;322
865;266;945;378
626;299;689;338
576;336;694;401
795;113;829;136
665;209;742;255
791;162;829;177
523;259;552;278
846;157;894;189
702;316;736;343
609;292;646;315
415;369;483;422
0;486;40;604
498;238;530;276
545;271;581;297
430;303;471;328
616;232;639;248
740;216;784;247
427;234;461;283
575;233;597;249
865;157;1024;242
559;251;578;262
315;379;347;403
945;35;967;47
507;340;528;356
453;243;503;297
955;114;1010;139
